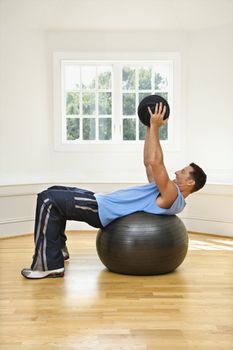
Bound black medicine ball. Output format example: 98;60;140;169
137;94;170;126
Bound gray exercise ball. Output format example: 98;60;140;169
96;212;188;275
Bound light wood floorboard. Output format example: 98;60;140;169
0;232;233;349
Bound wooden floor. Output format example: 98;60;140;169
0;232;233;350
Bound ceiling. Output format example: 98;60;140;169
1;0;233;31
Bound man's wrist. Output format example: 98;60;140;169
150;124;160;133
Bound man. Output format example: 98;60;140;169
21;103;206;279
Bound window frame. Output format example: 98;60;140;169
53;52;181;153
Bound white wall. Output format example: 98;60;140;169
0;28;189;184
0;1;232;237
0;25;232;184
187;26;233;182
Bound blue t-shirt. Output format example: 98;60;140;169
95;182;186;227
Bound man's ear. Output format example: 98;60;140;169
187;179;195;187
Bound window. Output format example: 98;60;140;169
64;64;113;142
121;65;169;142
54;53;181;152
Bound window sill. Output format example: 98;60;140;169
54;140;180;153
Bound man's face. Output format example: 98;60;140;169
174;165;194;186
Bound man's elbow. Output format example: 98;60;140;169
148;157;163;167
144;159;150;167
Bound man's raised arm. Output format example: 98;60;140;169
147;103;177;208
143;127;154;183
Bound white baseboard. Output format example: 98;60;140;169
180;217;233;237
0;218;97;238
1;217;232;239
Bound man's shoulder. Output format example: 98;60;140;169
156;181;179;209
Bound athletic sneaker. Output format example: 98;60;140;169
62;245;70;261
21;267;64;279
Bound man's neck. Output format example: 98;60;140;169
173;180;190;198
180;189;190;199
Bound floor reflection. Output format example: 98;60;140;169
189;236;233;250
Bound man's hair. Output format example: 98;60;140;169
189;162;207;193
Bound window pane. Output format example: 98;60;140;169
123;118;136;140
83;118;96;140
65;65;80;90
155;92;168;101
66;92;79;115
99;118;112;140
67;118;80;140
123;93;136;115
138;67;152;90
122;66;136;90
139;92;151;104
139;122;147;140
82;92;95;115
98;66;112;89
159;124;168;140
99;92;112;115
81;66;96;89
155;92;169;140
154;64;169;90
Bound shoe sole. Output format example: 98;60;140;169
21;268;64;279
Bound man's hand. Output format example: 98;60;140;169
147;102;168;128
